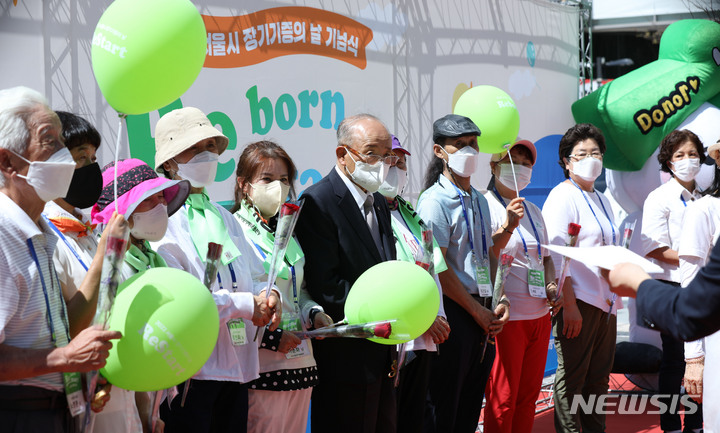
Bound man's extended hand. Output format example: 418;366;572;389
59;325;122;372
603;263;651;298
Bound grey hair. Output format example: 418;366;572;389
336;113;388;147
0;87;49;187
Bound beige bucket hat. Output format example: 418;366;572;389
154;107;229;172
708;140;720;163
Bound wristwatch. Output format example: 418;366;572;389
309;307;322;328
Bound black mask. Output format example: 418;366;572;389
64;162;103;209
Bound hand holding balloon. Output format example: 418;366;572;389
504;197;525;231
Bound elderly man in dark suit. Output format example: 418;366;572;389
295;113;399;433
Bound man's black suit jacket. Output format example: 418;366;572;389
295;168;397;384
636;233;720;342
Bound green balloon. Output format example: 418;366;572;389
91;0;207;115
453;85;520;154
100;268;219;392
345;261;439;345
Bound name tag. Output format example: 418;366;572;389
282;313;309;359
528;269;546;298
227;319;247;346
63;372;85;417
472;254;492;297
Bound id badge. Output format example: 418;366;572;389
472;254;492;297
281;312;309;359
227;319;247;346
528;268;547;298
63;371;85;417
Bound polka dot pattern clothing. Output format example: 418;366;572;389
249;366;319;391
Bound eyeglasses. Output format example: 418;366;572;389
568;151;603;161
343;145;399;165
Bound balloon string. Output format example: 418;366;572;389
113;114;127;215
506;143;519;193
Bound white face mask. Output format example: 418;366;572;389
496;163;532;192
14;147;76;202
249;180;291;219
175;151;218;188
346;152;389;193
378;166;408;198
443;146;478;178
130;203;169;242
570;156;603;182
670;158;701;182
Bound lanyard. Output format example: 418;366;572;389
42;214;89;272
680;193;687;207
570;179;616;245
449;182;488;260
217;262;238;291
251;241;298;307
491;187;542;263
27;238;70;345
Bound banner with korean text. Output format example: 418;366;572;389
1;0;579;206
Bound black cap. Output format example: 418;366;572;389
432;114;481;144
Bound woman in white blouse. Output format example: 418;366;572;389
483;139;559;433
150;107;281;433
542;123;617;432
641;129;705;433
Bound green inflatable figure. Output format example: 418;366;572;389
572;19;720;172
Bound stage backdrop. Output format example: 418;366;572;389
1;0;578;208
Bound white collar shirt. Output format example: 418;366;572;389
43;200;99;298
334;165;375;213
542;182;621;314
0;192;68;391
151;201;270;383
640;177;702;282
485;191;550;321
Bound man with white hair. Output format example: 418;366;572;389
295;113;399;433
0;86;122;432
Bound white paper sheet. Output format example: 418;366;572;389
543;244;664;274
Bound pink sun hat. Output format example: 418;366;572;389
490;139;538;166
91;158;190;225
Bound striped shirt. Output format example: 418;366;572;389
0;192;69;391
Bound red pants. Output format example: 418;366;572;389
484;314;551;433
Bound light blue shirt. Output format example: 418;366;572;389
417;174;494;295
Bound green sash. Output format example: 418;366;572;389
125;241;167;273
392;196;448;274
187;191;241;265
232;201;303;280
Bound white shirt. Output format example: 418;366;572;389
0;192;68;391
235;212;318;374
677;195;720;359
334;165;377;218
542;181;620;314
389;208;445;352
43;200;99;297
152;202;269;383
640;178;701;282
485;190;550;321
